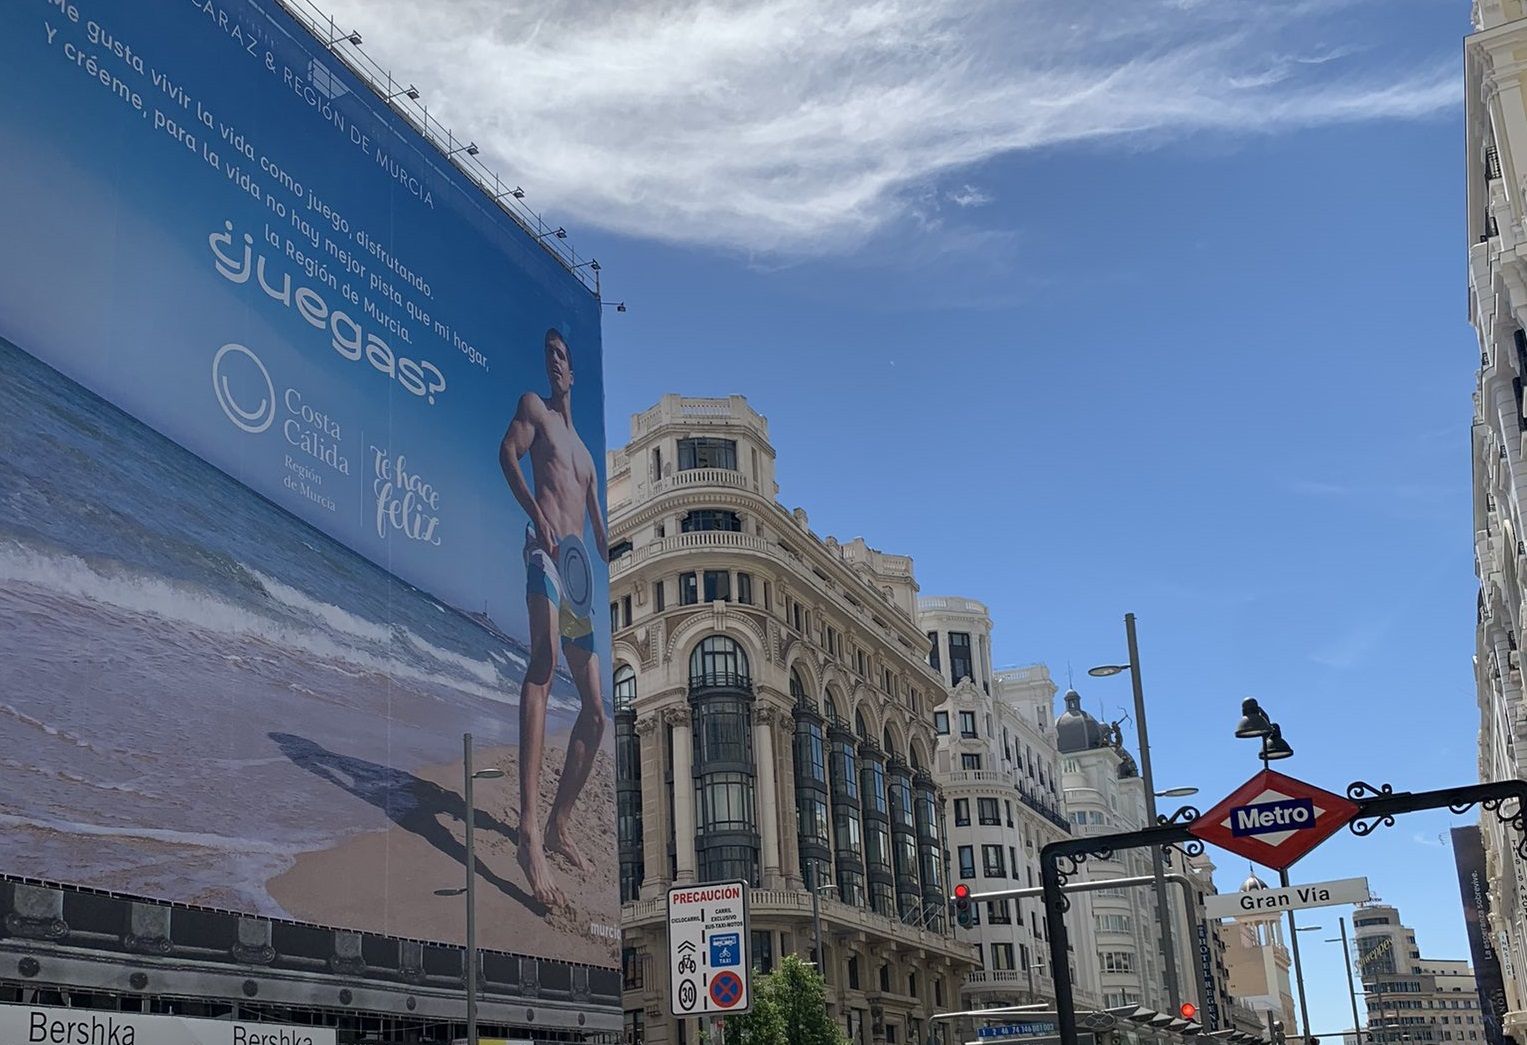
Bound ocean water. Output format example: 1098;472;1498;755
0;334;587;920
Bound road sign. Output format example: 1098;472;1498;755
667;881;751;1016
1189;769;1359;870
1203;875;1370;920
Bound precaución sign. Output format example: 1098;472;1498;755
668;881;751;1017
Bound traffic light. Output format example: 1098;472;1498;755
953;883;973;929
1178;1003;1197;1021
1269;1019;1286;1045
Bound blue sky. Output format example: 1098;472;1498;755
339;0;1482;1032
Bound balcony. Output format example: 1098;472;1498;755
622;888;975;964
610;530;773;578
654;467;753;495
688;672;754;696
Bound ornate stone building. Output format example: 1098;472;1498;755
1467;5;1527;1036
607;395;976;1045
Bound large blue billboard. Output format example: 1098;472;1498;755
0;0;616;966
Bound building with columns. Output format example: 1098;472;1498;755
1221;873;1295;1029
1467;6;1527;1037
608;395;976;1045
918;593;1073;1013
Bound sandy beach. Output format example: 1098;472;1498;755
267;739;620;966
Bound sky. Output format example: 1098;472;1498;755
329;0;1486;1034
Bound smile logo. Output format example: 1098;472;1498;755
212;343;275;433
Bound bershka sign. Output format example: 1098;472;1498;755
1189;769;1360;871
0;1005;335;1045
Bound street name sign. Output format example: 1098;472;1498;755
1189;769;1360;870
667;881;751;1017
1203;875;1371;920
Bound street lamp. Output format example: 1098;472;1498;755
1157;787;1199;799
1233;707;1306;1037
810;874;839;971
1088;611;1182;1012
1325;918;1363;1045
434;733;504;1045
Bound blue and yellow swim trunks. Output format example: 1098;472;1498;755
524;524;596;651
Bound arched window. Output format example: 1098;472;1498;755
855;711;869;740
824;692;839;725
690;635;750;689
882;727;897;758
614;664;637;711
790;670;808;706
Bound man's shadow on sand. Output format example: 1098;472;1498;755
269;732;546;916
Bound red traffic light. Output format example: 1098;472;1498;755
1178;1003;1197;1020
953;883;971;900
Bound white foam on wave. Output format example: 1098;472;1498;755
0;812;319;854
0;537;579;712
250;569;392;644
0;701;107;753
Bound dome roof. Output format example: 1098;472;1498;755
1057;689;1107;753
1242;872;1270;892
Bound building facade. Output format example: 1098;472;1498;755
1467;5;1527;1037
1056;690;1173;1012
1354;904;1482;1045
917;594;1071;1014
1221;875;1295;1029
608;395;976;1045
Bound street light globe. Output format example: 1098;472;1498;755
473;768;505;780
1088;664;1128;678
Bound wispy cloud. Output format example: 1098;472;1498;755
947;185;993;208
322;0;1458;252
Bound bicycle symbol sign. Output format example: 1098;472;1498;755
710;971;744;1009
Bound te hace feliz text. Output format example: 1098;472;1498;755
210;221;445;404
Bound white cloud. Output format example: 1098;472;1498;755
319;0;1458;252
947;185;993;208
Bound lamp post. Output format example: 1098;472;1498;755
1234;704;1306;1040
1089;611;1182;1012
1326;918;1363;1045
434;733;504;1045
810;874;839;971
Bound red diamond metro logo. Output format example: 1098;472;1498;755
1188;769;1359;871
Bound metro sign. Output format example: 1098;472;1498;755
1189;769;1359;871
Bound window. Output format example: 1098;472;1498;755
987;899;1012;924
1005;800;1014;827
614;664;637;710
621;595;632;627
609;539;633;560
847;956;861;990
982;844;1006;877
884;669;894;693
953;798;970;826
680;572;698;605
857;650;867;676
1099;951;1137;974
927;631;940;670
949;631;973;684
678;437;738;471
958;846;975;878
991;943;1016;971
1096;914;1133;933
934;711;949;735
978;798;1000;825
689;635;750;688
790;599;804;632
959;711;977;738
683;509;742;533
752;931;774;974
622;947;644;989
961;753;982;770
703;570;731;602
654;580;666;611
737;572;753;605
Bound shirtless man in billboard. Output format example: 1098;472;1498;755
499;328;608;908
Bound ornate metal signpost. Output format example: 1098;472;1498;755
1041;776;1527;1045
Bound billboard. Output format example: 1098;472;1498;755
0;0;616;968
1452;827;1514;1045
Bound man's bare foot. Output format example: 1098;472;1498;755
545;816;591;873
517;839;565;907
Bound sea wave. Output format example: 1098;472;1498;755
0;536;573;712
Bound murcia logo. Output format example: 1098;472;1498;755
212;342;275;433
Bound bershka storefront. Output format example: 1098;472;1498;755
0;1005;335;1045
